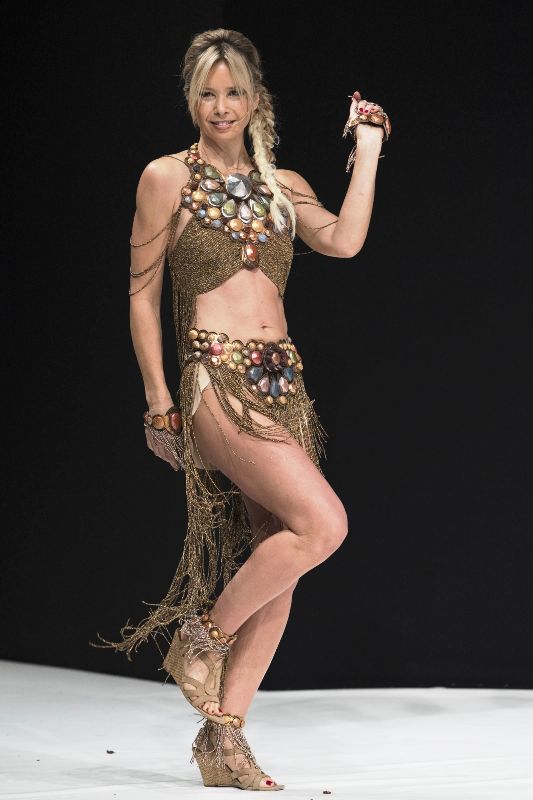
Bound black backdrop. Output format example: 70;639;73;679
3;1;531;689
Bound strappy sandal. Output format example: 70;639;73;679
192;715;285;791
162;608;237;723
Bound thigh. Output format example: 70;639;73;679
239;490;283;551
191;385;346;538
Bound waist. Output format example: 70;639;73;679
183;327;304;377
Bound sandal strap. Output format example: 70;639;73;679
180;675;219;703
174;635;224;706
220;713;246;727
230;766;268;790
179;612;232;661
199;611;238;645
194;650;223;688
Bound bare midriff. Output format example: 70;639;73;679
194;267;289;343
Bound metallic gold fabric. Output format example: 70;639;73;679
168;213;294;367
100;153;327;659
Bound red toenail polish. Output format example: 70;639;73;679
266;780;273;785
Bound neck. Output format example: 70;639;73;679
197;135;253;175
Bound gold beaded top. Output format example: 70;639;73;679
178;142;278;262
167;144;294;366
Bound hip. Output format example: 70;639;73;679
182;327;304;409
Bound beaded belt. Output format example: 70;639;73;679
184;328;304;407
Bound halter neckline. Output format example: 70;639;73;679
189;142;259;180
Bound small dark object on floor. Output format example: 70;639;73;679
106;749;115;754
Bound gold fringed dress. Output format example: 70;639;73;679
107;144;328;658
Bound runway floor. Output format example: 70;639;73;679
1;661;532;799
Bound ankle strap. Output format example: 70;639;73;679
220;713;246;728
200;612;238;645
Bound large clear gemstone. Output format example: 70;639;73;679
226;173;253;199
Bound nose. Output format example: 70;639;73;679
214;94;229;116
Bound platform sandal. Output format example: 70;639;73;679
162;608;237;723
191;714;285;791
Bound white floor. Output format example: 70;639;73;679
1;662;532;799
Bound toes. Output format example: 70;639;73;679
202;701;223;715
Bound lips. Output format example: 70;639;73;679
211;120;235;128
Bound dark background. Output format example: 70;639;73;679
3;1;531;689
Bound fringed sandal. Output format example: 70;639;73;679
162;608;237;723
192;715;285;791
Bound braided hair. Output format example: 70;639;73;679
180;29;297;237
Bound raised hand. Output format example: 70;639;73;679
346;90;388;143
342;90;391;172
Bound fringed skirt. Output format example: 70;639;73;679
106;328;327;658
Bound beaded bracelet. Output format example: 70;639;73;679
342;101;392;172
143;405;183;435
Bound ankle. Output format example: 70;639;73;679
202;610;237;646
220;705;248;721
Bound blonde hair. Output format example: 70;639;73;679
180;29;296;238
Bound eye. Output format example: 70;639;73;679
200;91;213;98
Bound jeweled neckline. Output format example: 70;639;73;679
200;158;258;180
180;142;275;268
194;144;259;179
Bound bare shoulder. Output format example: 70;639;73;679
137;149;190;201
274;167;315;195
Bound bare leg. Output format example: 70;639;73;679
220;495;297;719
179;495;296;719
192;386;348;632
204;494;298;790
185;385;348;789
184;385;347;711
212;583;296;791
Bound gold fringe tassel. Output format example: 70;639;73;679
92;345;328;659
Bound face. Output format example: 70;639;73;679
196;60;259;141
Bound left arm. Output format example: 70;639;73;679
276;93;386;258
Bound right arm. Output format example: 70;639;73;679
128;158;186;414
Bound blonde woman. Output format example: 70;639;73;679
101;28;390;792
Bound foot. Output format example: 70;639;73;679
221;730;282;790
179;627;227;717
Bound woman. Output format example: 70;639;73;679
101;28;390;792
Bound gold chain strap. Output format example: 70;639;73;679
128;205;182;296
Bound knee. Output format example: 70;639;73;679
310;502;349;561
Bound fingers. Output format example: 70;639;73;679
358;101;381;114
350;91;382;115
349;90;360;115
